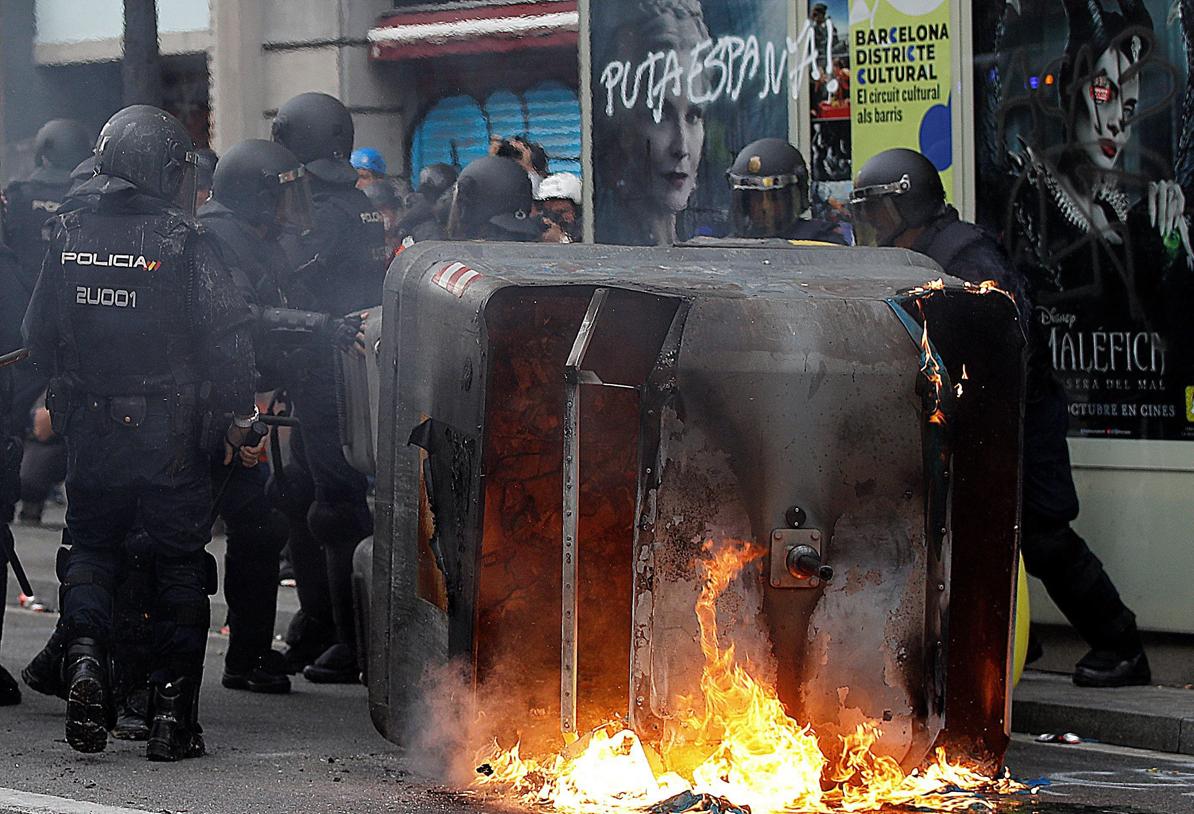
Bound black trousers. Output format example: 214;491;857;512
277;372;371;654
1020;507;1138;654
62;402;211;683
214;459;288;672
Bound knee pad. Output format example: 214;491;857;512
307;500;371;548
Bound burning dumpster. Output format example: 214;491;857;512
368;241;1026;811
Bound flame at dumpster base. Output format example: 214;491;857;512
471;539;1024;813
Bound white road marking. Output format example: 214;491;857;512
0;787;156;814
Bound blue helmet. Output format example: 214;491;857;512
350;147;386;175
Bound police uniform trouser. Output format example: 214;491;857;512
216;460;288;672
285;373;371;652
62;398;211;683
1020;508;1138;653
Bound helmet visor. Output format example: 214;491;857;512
731;186;798;238
275;167;314;234
849;196;906;247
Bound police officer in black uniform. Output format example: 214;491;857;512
3;119;93;297
1;209;26;706
270;92;387;682
446;155;544;241
727;138;848;244
200;138;366;692
22;105;259;757
849;148;1150;687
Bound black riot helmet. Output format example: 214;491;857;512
211;139;313;233
447;155;541;241
727;138;811;238
417;162;458;200
849;148;946;247
270;92;357;185
94;105;199;212
34;119;92;170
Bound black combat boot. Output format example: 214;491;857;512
1073;649;1151;687
63;638;110;753
111;687;151;740
302;643;359;684
22;624;67;698
222;650;291;694
146;677;205;761
0;665;20;706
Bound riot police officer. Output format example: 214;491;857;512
200;138;365;693
394;162;457;244
849;148;1150;687
21;106;258;757
446;155;544;241
1;212;25;706
3;119;93;297
727;138;848;244
270;92;386;682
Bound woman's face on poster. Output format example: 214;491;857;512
613;13;708;215
1077;38;1141;171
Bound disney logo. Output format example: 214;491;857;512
1037;307;1077;329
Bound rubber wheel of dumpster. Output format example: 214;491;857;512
1011;554;1030;687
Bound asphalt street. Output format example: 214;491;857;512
3;514;1193;814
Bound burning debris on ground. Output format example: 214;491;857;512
467;538;1026;814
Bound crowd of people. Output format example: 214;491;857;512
0;87;1150;764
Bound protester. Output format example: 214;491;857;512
490;136;548;197
350;147;387;190
534;172;582;243
17;398;65;525
850;147;1151;688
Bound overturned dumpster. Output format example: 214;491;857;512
367;241;1026;797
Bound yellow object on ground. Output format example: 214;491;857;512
1012;555;1030;687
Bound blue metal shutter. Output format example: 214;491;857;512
410;82;581;183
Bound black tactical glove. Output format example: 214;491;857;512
326;314;366;355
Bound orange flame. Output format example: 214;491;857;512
472;540;1024;812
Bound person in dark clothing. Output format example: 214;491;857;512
1;217;26;706
3;119;93;296
21;105;259;757
394;162;457;246
727;138;849;244
850;148;1150;687
200;137;366;693
270;92;387;683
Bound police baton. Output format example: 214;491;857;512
0;348;28;369
2;525;35;599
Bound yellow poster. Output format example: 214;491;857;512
849;0;953;198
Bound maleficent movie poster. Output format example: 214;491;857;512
975;0;1194;440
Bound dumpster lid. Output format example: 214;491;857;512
389;240;948;304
